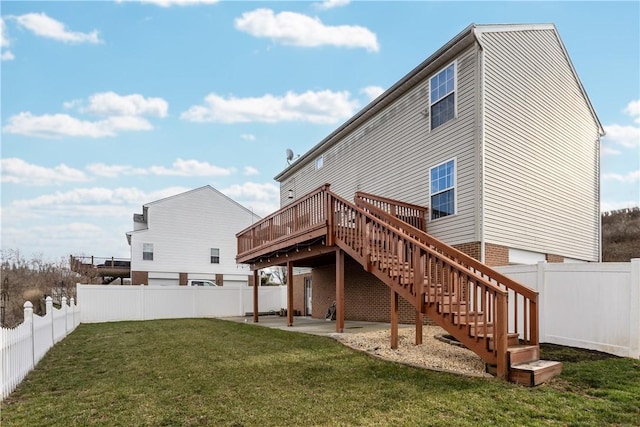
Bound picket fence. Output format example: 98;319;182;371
1;296;80;400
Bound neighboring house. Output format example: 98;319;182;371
127;186;259;286
276;23;604;266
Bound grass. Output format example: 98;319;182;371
2;319;639;426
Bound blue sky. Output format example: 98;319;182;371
1;0;639;262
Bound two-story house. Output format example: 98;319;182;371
127;186;259;286
276;23;604;267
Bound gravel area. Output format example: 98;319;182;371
331;326;490;377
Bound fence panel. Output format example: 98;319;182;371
1;318;33;400
78;284;287;323
498;260;640;358
1;297;79;401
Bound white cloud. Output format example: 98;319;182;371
1;50;14;61
602;170;640;183
1;17;14;60
4;92;168;138
361;85;385;101
0;17;9;47
10;186;191;213
3;112;153;138
221;181;280;217
86;163;149;178
624;99;640;123
83;92;168;118
314;0;350;10
1;158;89;186
241;133;256;141
603;124;640;149
117;0;218;7
148;158;236;176
234;9;379;52
244;166;259;176
181;89;359;124
13;13;102;44
601;146;622;156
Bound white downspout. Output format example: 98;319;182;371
474;28;487;264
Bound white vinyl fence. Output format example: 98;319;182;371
1;296;80;400
77;284;287;323
497;259;640;359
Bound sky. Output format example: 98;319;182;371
1;0;639;262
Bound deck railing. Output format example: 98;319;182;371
236;184;330;259
355;192;428;232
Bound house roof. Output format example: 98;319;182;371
275;23;604;183
124;185;261;245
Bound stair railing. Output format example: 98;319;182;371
329;191;509;376
355;194;539;347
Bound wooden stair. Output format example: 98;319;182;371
345;194;563;386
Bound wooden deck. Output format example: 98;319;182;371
236;184;561;385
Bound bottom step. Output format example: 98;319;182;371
509;360;563;387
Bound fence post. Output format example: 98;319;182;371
70;297;76;329
46;296;53;344
630;259;640;358
61;296;68;335
536;261;547;343
23;301;35;369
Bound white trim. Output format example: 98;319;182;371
428;60;458;131
315;155;324;170
429;157;457;221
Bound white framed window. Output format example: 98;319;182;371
143;243;154;261
430;158;456;220
429;62;456;130
315;155;324;170
210;248;220;264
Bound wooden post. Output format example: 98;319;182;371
253;269;259;323
496;292;508;379
336;249;344;333
390;289;398;349
414;249;424;345
287;261;294;327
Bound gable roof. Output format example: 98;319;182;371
143;185;258;218
275;23;604;182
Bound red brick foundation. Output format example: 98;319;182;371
546;253;564;263
311;260;434;324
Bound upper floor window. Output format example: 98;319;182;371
315;155;324;170
143;243;154;261
430;62;456;130
430;159;456;220
210;248;220;264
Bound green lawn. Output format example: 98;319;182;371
2;319;639;426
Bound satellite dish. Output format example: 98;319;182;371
286;148;294;165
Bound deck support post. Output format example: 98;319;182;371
391;289;398;349
414;250;424;345
253;269;259;323
415;310;423;345
287;261;294;327
336;248;344;333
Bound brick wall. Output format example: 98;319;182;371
131;270;148;285
546;253;564;263
312;260;433;324
453;242;481;261
292;274;311;316
485;243;509;266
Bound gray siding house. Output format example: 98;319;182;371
275;23;603;265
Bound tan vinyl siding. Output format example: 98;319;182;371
280;45;480;245
480;29;600;261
